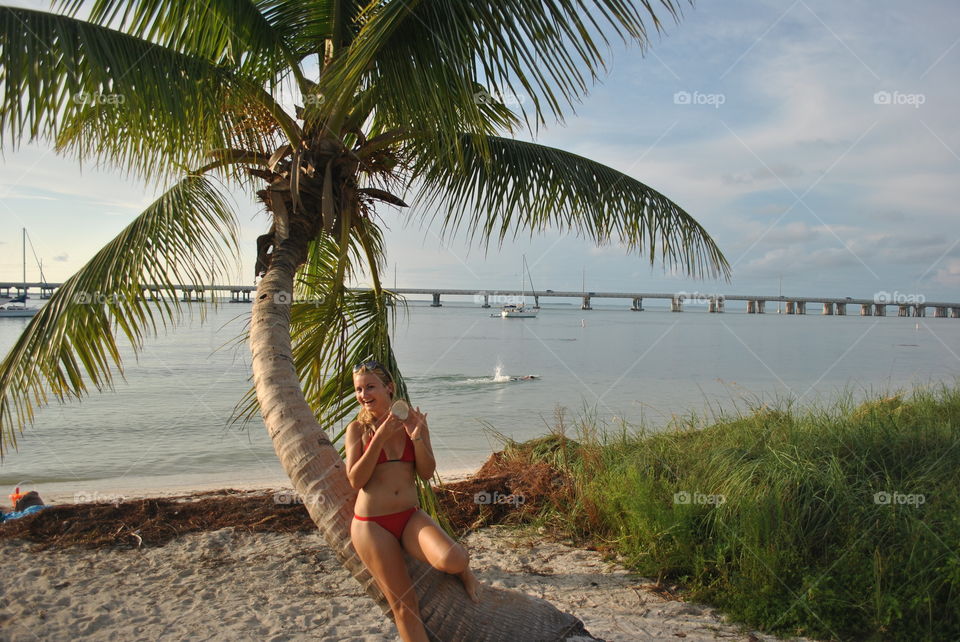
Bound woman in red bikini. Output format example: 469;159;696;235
347;360;480;642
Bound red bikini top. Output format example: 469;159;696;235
363;433;416;464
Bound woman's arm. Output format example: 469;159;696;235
406;408;436;481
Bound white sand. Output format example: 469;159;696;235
0;524;808;641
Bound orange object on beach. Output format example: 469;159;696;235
8;486;24;507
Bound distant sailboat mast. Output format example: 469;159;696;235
523;255;539;309
21;227;26;300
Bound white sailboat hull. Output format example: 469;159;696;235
494;254;540;319
500;305;538;318
0;306;39;318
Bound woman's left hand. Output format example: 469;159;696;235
403;407;428;440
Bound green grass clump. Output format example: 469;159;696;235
536;387;960;641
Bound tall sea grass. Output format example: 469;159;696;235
502;386;960;641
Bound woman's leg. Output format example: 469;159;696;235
402;510;481;603
352;518;429;642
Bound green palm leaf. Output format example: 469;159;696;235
321;0;684;139
0;175;238;456
0;6;296;182
58;0;318;86
411;134;730;279
265;0;361;58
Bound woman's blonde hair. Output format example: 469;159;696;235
353;361;395;435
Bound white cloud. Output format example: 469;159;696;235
933;259;960;287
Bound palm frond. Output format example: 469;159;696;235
0;7;296;181
58;0;312;88
0;175;239;456
261;0;358;60
411;134;730;280
292;214;395;435
296;289;401;436
320;0;684;142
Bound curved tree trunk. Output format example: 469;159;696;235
250;239;599;641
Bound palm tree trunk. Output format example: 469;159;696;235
250;239;599;641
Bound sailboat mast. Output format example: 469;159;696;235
21;227;26;297
520;254;526;303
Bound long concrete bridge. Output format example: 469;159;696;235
393;288;955;318
1;282;954;318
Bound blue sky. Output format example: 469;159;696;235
1;0;958;303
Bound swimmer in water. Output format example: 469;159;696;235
510;375;538;381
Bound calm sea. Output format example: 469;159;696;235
2;299;959;498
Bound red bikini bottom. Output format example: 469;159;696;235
354;507;418;540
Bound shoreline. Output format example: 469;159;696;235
16;465;480;507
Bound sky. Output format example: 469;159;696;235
0;0;958;303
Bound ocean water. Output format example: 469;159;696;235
2;299;959;497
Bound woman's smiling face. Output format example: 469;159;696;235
353;371;394;417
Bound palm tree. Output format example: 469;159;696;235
0;1;728;639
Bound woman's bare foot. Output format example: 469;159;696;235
459;567;481;603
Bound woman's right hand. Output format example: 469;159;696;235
373;411;406;442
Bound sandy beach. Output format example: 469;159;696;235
1;493;804;642
1;448;811;641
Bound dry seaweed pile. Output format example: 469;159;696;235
1;449;573;550
0;490;316;549
436;452;573;534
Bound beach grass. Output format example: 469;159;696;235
495;385;960;641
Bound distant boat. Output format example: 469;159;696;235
498;255;538;319
0;228;40;318
500;303;538;319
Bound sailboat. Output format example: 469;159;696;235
499;255;538;319
0;228;40;318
